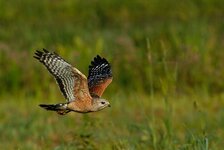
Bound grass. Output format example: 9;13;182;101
1;0;224;149
0;93;223;149
1;0;224;94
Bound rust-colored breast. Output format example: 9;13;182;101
68;95;93;112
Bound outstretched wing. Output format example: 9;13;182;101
88;55;112;97
34;49;89;102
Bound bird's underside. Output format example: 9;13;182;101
34;49;112;115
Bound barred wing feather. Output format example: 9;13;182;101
88;55;113;97
34;49;79;102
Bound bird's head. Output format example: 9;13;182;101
92;98;111;112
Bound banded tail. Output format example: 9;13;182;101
39;103;70;115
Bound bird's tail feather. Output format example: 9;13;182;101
39;103;70;115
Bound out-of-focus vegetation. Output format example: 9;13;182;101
0;0;224;149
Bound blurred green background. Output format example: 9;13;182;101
0;0;224;149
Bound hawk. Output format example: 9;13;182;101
34;49;112;115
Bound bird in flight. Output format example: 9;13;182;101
34;49;112;115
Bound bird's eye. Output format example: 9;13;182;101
101;102;105;104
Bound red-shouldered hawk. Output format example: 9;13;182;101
34;49;112;115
